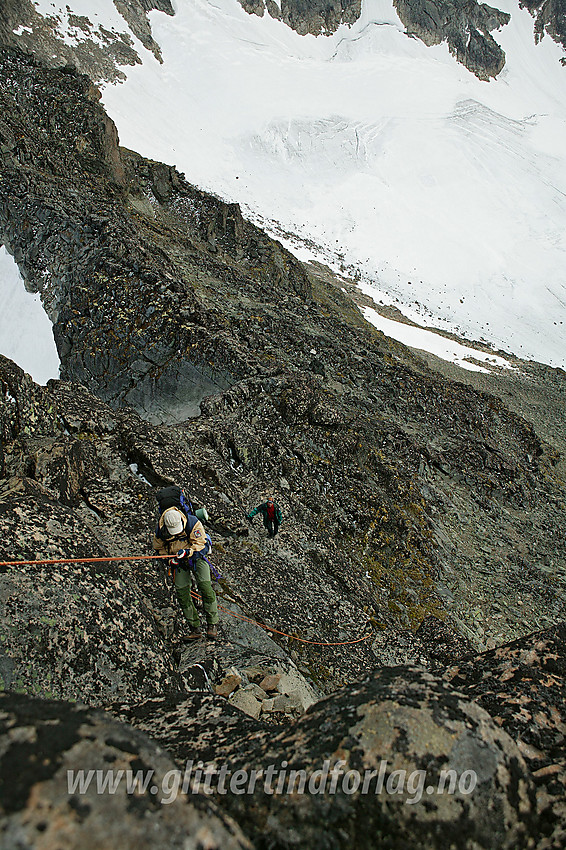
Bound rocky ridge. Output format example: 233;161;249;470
0;48;310;424
0;0;174;80
1;43;566;656
0;43;566;849
2;0;565;88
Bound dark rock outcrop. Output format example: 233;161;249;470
113;0;174;60
108;691;269;767
520;0;566;59
393;0;510;79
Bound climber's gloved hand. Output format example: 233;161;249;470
170;549;188;567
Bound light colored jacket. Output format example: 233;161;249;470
152;512;207;557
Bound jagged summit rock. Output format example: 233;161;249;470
393;0;510;79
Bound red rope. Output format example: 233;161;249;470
0;554;170;567
0;555;373;647
190;589;373;647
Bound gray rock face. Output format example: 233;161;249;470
0;0;173;79
393;0;510;79
0;477;179;702
0;357;183;705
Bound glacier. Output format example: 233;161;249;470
12;0;566;369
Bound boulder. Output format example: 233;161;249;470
219;665;538;849
215;674;243;697
259;673;281;692
0;690;252;850
228;689;262;720
443;623;566;849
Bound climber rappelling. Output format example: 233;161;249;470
152;485;219;641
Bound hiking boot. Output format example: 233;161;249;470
206;623;218;640
181;625;202;642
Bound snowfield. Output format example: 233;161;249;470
6;0;566;373
0;247;60;385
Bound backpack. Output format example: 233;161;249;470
155;485;212;556
156;485;195;521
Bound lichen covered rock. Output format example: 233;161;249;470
213;665;538;849
444;624;566;849
0;690;253;850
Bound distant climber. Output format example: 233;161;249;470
153;506;218;640
246;497;282;538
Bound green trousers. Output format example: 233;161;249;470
174;558;218;628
